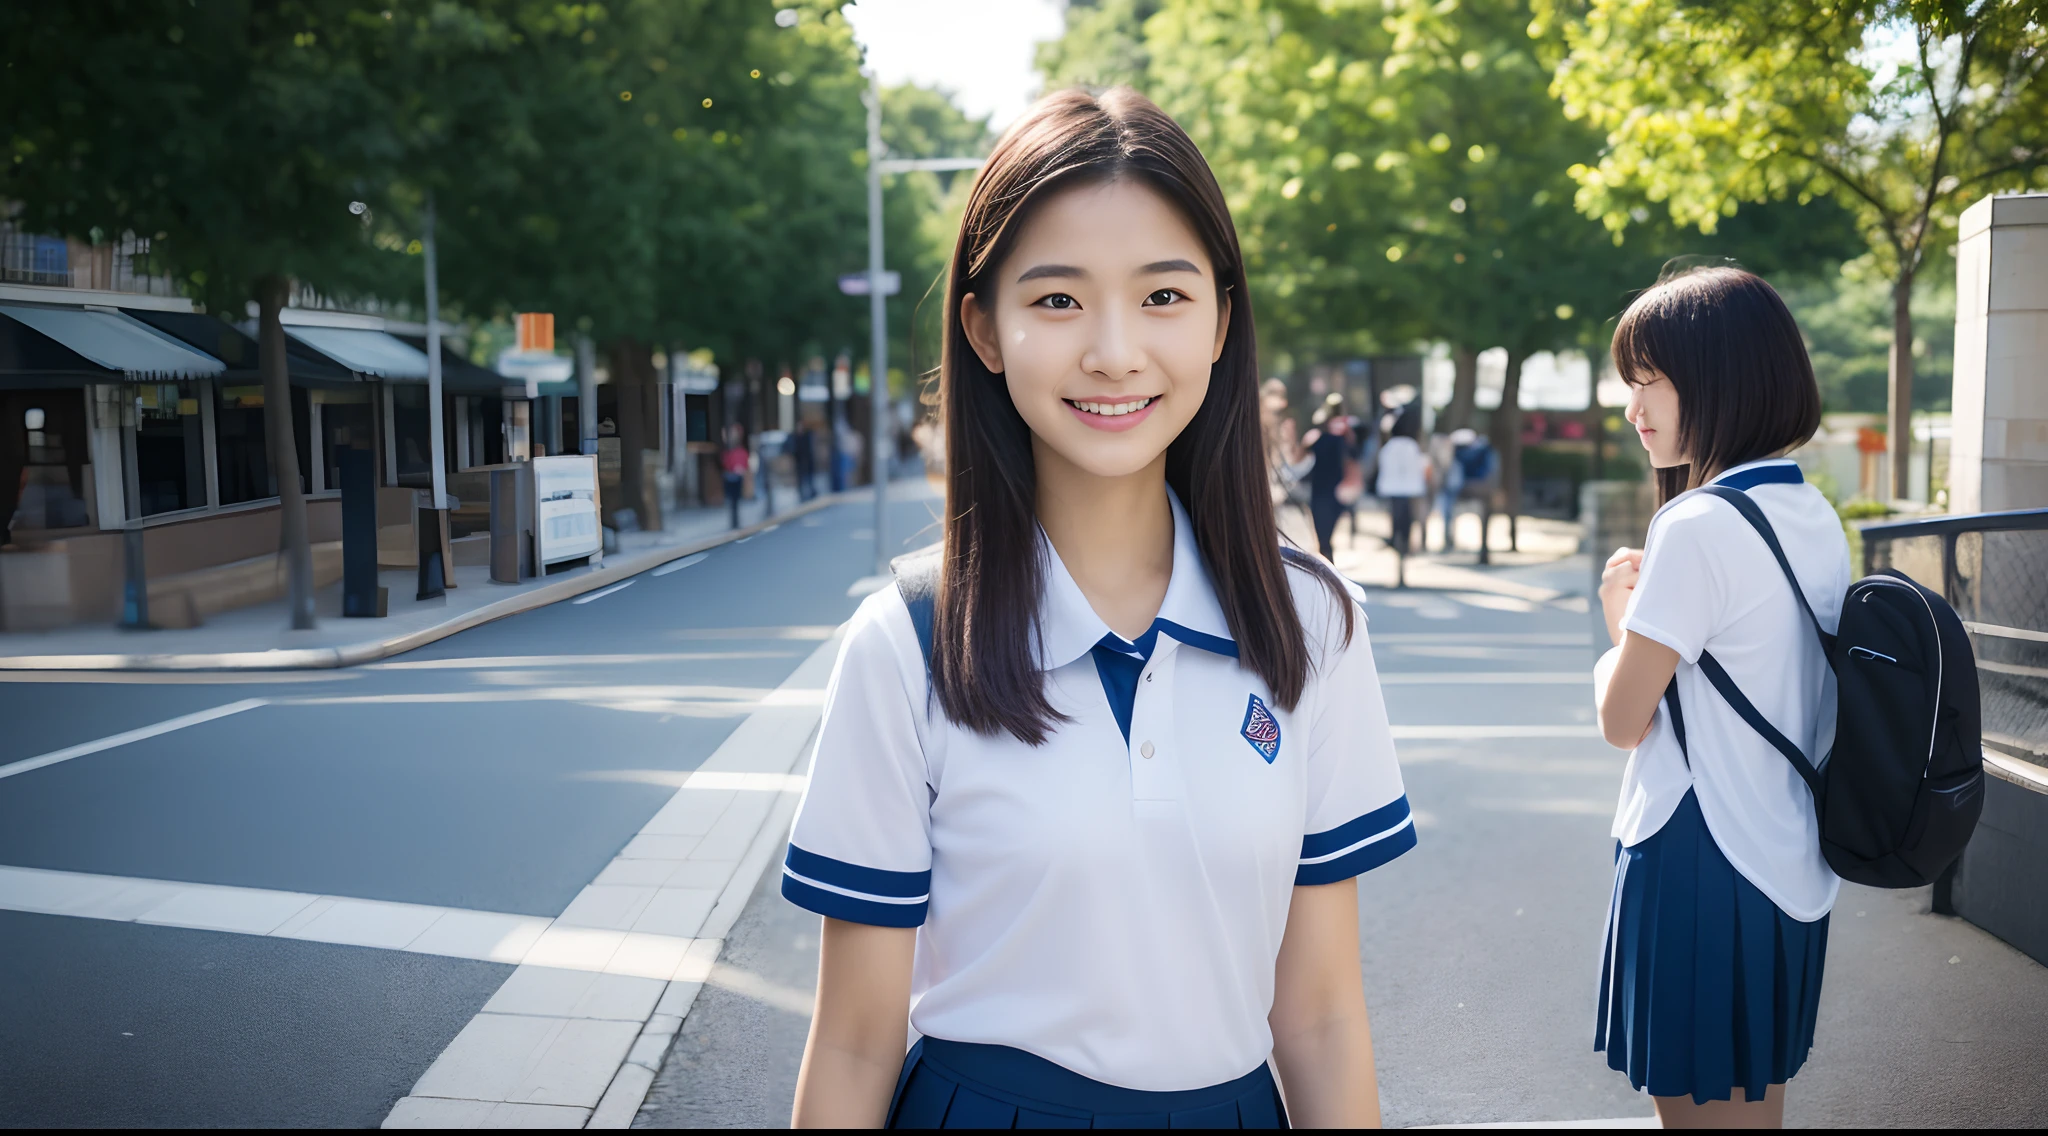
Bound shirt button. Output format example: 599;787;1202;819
1140;741;1155;759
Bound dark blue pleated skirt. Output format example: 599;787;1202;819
1596;790;1829;1105
887;1037;1289;1129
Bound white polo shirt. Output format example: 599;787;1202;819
1603;458;1849;921
783;492;1414;1091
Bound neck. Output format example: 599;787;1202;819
1033;438;1174;642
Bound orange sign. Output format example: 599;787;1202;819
1857;427;1888;454
516;312;555;353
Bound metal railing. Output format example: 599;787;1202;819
1862;507;2048;765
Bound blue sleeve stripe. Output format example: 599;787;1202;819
781;872;928;927
1294;821;1416;885
1301;795;1411;859
785;844;931;899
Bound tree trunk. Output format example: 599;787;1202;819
609;338;662;532
256;276;315;630
1491;349;1528;553
1888;267;1915;502
1444;346;1479;431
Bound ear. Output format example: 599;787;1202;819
1211;285;1233;364
960;292;1005;374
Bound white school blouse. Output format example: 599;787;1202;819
1603;458;1849;921
782;492;1414;1091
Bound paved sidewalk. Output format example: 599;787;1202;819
0;489;855;671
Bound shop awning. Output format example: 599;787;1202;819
125;310;359;387
0;303;224;382
284;325;433;379
392;334;515;395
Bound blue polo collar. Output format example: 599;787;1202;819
1713;458;1804;492
1036;487;1237;672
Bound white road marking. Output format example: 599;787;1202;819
651;552;709;576
1389;724;1604;739
0;864;552;963
1377;672;1591;684
388;629;844;1129
0;699;268;782
572;579;638;604
369;651;791;670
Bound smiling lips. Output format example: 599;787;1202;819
1064;395;1158;432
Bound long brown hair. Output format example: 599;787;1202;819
1613;265;1822;505
930;87;1352;745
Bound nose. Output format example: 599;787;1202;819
1079;307;1146;383
1624;383;1644;427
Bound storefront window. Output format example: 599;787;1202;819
2;392;92;539
391;383;432;487
133;381;206;516
316;389;374;490
214;383;274;505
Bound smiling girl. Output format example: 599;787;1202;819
781;89;1414;1129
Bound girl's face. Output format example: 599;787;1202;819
961;179;1231;481
1625;369;1686;468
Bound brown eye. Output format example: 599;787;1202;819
1035;293;1078;310
1144;289;1184;307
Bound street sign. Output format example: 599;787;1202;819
838;270;901;297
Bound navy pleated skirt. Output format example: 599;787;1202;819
887;1037;1289;1129
1596;790;1829;1105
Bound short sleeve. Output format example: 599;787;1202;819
1295;584;1416;885
781;588;933;927
1622;498;1729;664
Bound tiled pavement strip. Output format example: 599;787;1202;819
0;628;845;1130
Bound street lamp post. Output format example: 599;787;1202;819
419;194;451;599
861;69;982;575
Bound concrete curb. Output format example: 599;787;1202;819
0;491;857;673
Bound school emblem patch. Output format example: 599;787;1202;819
1241;694;1281;763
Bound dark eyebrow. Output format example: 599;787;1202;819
1141;259;1202;275
1016;264;1084;282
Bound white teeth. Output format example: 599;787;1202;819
1070;397;1154;417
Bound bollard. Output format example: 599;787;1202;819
490;467;521;584
339;449;387;617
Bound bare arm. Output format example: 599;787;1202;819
1595;546;1680;749
1269;881;1380;1128
791;919;916;1128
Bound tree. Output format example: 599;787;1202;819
2;0;414;629
1544;0;2048;499
880;82;993;393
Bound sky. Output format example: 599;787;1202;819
842;0;1068;130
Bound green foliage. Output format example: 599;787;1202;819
1543;0;2048;311
1779;269;1956;413
880;82;994;392
1037;0;1162;91
0;0;416;310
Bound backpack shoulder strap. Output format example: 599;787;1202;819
1659;485;1829;799
1694;484;1833;653
890;550;941;672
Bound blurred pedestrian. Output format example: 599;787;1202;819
792;418;818;501
719;425;748;530
1429;428;1464;552
1376;402;1427;584
1303;403;1359;561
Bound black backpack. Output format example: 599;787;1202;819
1662;485;1984;889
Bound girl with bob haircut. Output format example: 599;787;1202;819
1594;266;1845;1129
782;88;1415;1128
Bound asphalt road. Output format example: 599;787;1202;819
634;576;2048;1129
0;487;945;1128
